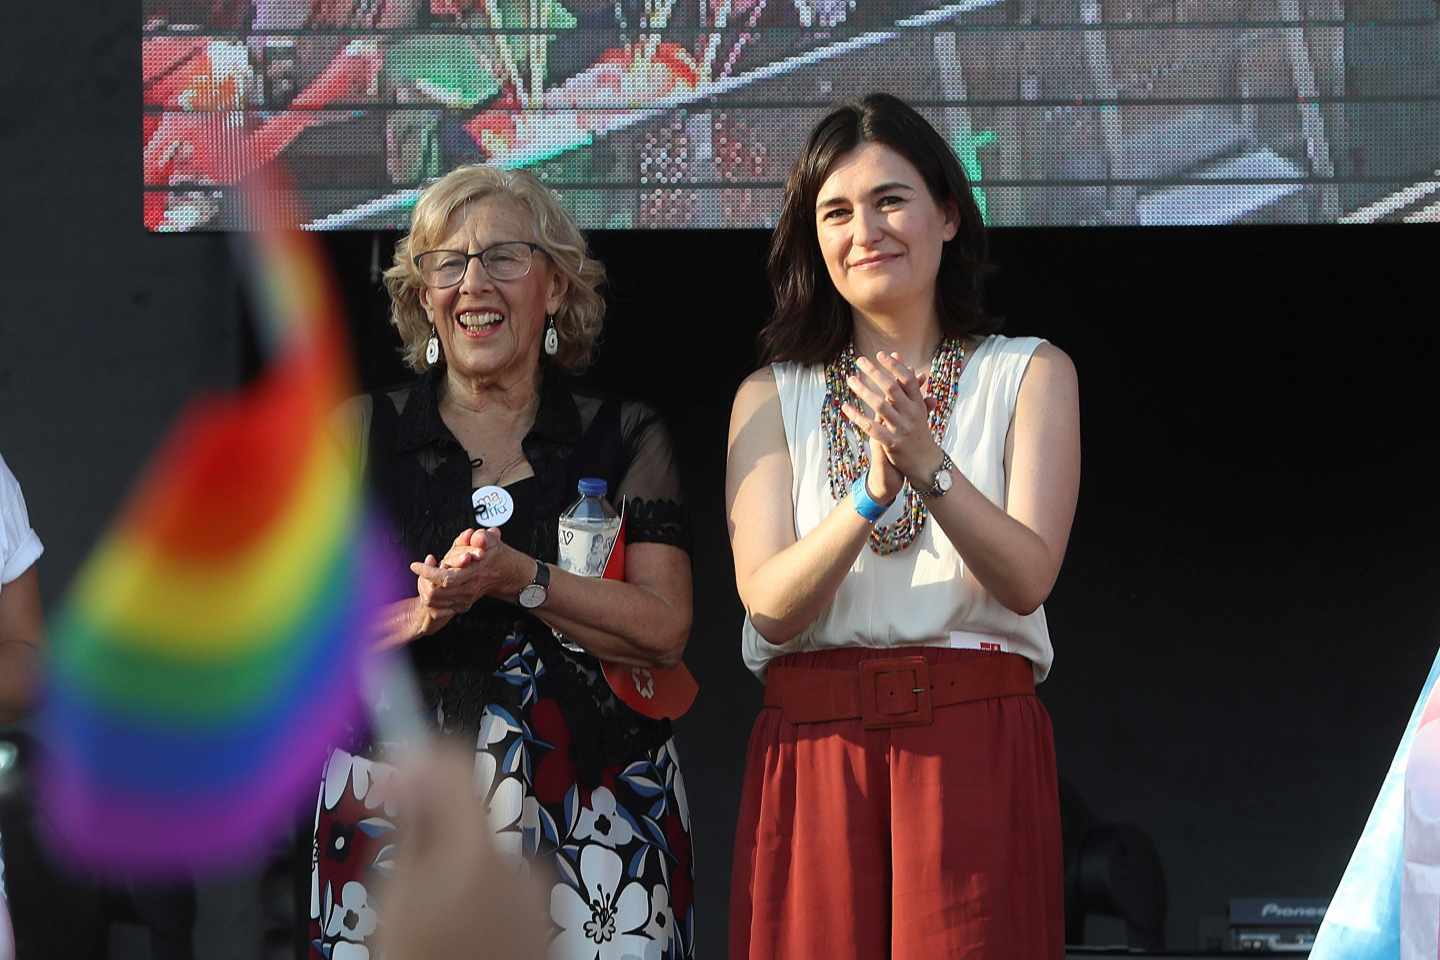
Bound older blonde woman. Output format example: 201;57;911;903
310;165;695;959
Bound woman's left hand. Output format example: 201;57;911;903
842;351;942;485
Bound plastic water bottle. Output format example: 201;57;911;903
558;478;621;579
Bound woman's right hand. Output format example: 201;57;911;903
408;529;495;633
863;431;904;505
840;400;904;505
377;552;477;644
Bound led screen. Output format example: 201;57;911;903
143;0;1440;228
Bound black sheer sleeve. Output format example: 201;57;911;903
617;401;691;552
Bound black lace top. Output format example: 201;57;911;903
354;364;691;783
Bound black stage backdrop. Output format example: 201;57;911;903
2;2;1439;953
307;223;1440;950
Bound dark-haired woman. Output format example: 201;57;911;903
725;93;1079;958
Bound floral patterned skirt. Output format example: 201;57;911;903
309;639;695;959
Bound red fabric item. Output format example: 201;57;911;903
729;647;1065;959
598;499;699;719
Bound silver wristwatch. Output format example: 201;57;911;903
923;452;956;499
517;561;550;609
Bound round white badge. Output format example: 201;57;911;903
471;485;515;528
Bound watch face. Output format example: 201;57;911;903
935;469;954;494
518;584;547;609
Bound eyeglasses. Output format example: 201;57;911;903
413;241;545;288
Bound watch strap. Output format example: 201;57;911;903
518;560;550;608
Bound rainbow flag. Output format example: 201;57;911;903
1311;646;1440;960
37;221;387;876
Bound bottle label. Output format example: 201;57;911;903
558;522;618;578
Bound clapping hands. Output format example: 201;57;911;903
408;527;515;634
840;351;941;501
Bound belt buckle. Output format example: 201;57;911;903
858;657;932;729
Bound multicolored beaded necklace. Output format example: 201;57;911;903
821;337;967;555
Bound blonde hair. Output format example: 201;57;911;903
384;165;606;372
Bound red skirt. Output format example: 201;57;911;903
728;647;1064;959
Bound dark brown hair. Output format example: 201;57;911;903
759;92;999;366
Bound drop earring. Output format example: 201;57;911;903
543;314;559;357
425;326;440;365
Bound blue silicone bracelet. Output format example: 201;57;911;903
851;474;891;524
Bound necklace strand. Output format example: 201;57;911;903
470;450;528;486
821;338;966;555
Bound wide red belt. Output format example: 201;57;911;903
764;652;1035;729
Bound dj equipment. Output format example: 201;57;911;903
1227;898;1328;952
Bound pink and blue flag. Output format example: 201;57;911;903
1311;647;1440;960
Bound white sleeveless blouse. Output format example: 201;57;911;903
740;334;1056;682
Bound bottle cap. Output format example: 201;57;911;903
578;477;608;497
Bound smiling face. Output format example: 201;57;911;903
418;194;567;386
814;142;958;322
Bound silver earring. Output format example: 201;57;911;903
425;327;440;365
543;315;559;357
